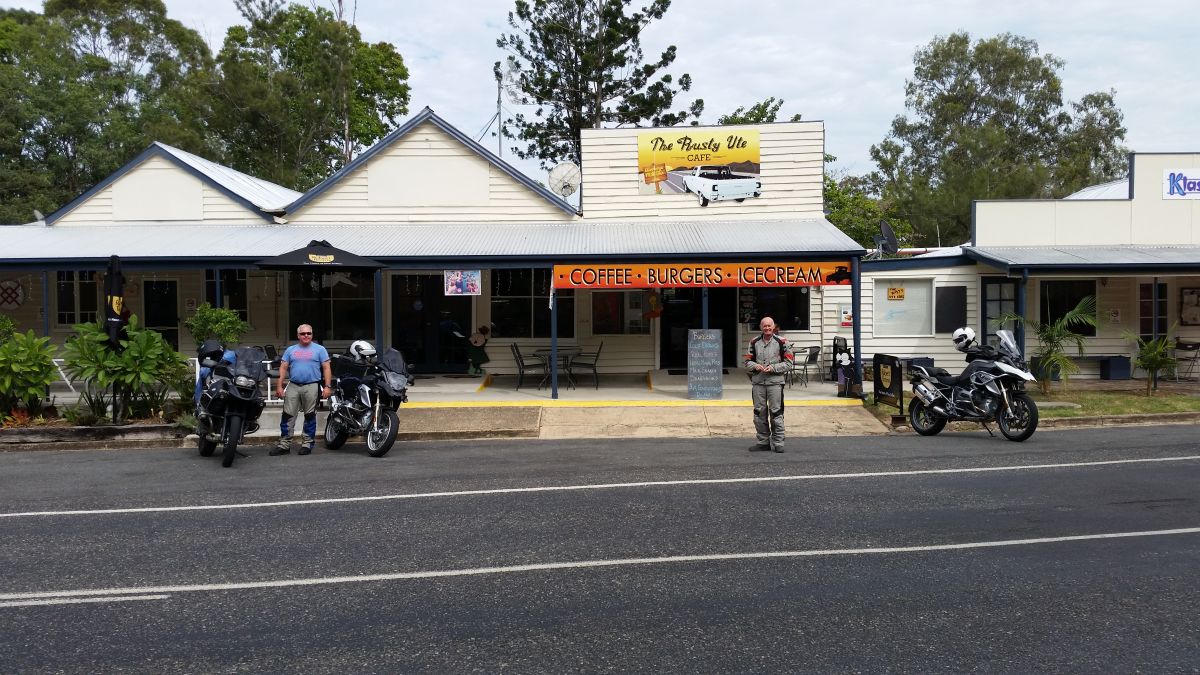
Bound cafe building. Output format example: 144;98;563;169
0;107;867;388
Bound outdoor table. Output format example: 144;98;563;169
535;347;581;389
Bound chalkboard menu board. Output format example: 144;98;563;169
688;329;724;400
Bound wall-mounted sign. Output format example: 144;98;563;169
637;130;761;203
840;304;854;327
444;270;481;296
1164;170;1200;199
887;287;906;301
553;262;854;289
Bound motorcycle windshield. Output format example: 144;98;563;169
378;348;410;376
996;330;1021;359
232;347;268;382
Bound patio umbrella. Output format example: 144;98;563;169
103;254;126;348
255;239;383;270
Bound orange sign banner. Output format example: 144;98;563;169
552;262;854;289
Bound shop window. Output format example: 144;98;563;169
56;271;98;326
873;278;933;336
1138;282;1167;342
205;269;248;321
288;270;374;341
745;288;810;331
1040;280;1096;337
592;291;651;335
490;268;573;339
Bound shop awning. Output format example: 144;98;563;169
0;218;866;268
964;245;1200;274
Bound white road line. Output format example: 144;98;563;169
0;594;170;608
3;454;1199;519
2;527;1197;603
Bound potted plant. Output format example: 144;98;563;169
1000;295;1098;396
1122;327;1176;396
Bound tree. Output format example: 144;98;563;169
211;1;410;189
824;174;913;248
497;0;703;168
717;97;801;125
869;32;1128;246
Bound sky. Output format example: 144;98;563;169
4;0;1195;185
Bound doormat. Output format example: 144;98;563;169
667;369;729;375
444;374;481;378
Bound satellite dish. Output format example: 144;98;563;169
548;161;581;198
880;221;900;255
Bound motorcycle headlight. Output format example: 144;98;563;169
234;375;255;388
385;372;409;391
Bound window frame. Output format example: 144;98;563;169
287;270;376;342
591;290;651;336
744;287;811;332
872;277;935;337
489;268;574;339
205;269;249;322
1039;279;1097;338
55;270;99;327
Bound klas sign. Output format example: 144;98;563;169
553;262;854;289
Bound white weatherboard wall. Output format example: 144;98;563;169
286;122;576;224
579;121;824;221
53;155;263;225
975;153;1200;246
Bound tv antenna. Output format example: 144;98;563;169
548;161;581;198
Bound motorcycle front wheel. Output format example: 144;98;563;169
998;392;1038;442
222;415;242;468
323;416;350;450
366;409;399;457
909;398;947;436
198;432;217;457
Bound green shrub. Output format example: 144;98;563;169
0;314;15;343
0;330;58;416
1123;326;1177;396
62;315;189;423
184;303;250;346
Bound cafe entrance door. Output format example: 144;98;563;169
658;287;737;369
390;274;472;373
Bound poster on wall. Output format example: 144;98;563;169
443;270;481;296
637;130;761;205
840;304;854;327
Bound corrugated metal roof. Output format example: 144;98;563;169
966;245;1200;270
1064;179;1129;200
154;143;301;211
0;218;864;265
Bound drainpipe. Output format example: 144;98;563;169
42;271;50;337
213;268;222;309
374;269;384;350
1153;276;1160;392
851;257;863;394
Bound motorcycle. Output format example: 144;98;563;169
907;329;1040;442
323;347;411;457
196;342;268;467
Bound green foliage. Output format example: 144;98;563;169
869;32;1128;246
1122;327;1177;397
1000;296;1097;396
0;313;15;342
62;315;188;422
0;330;58;416
718;97;801;125
497;0;703;168
211;1;410;189
824;175;914;248
0;2;215;224
184;303;251;346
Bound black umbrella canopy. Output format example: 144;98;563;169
103;254;126;346
256;240;383;270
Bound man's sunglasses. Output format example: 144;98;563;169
298;332;312;336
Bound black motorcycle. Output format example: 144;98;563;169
908;329;1040;442
323;347;410;457
196;342;268;467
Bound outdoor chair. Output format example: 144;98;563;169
570;341;603;389
788;346;821;387
510;343;548;390
1174;339;1200;381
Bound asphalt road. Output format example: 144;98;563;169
2;426;1198;673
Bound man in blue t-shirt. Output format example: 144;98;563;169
270;324;331;455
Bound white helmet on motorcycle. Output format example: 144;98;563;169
349;340;377;363
952;327;976;352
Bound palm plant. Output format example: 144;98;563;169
1000;295;1098;396
1122;327;1176;396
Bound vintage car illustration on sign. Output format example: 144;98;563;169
825;266;853;284
682;165;763;206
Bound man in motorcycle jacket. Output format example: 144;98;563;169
744;316;794;453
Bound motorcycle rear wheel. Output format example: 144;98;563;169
909;399;947;436
323;417;349;450
997;392;1038;442
222;415;242;468
366;409;399;457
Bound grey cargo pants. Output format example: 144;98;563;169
752;382;785;449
